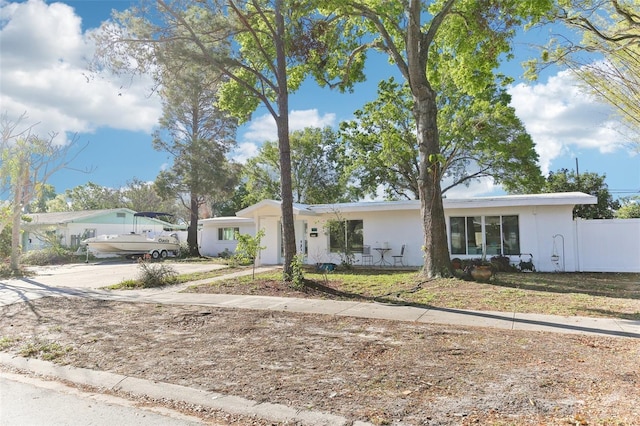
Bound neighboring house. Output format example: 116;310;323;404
199;217;255;257
228;192;633;273
22;208;179;252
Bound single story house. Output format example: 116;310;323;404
22;208;180;252
201;192;611;273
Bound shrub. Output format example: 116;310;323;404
137;260;178;288
20;247;81;266
490;255;516;272
218;248;233;259
289;254;305;289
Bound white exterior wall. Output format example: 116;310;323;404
241;194;600;272
255;205;580;272
575;219;640;272
445;205;577;272
199;219;254;257
303;209;423;266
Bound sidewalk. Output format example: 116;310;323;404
110;290;640;339
84;267;640;340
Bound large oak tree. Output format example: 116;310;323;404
326;0;554;278
340;77;544;201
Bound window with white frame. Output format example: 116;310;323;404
218;227;239;241
450;215;520;256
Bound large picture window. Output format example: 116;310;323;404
328;219;363;253
450;215;520;256
218;227;239;241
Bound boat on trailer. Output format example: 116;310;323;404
83;232;180;259
83;212;181;259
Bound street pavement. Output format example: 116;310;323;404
1;262;639;425
1;373;206;426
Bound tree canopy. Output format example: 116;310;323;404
340;77;544;200
152;62;239;256
615;196;640;218
243;127;355;205
543;168;620;219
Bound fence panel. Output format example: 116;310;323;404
576;219;640;272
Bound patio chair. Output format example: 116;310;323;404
362;245;374;266
392;244;405;266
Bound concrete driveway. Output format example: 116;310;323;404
0;261;228;306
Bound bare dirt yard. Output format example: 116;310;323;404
1;269;639;425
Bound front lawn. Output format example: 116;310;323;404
188;268;640;320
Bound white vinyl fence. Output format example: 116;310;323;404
575;219;640;273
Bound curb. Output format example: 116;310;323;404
0;353;372;426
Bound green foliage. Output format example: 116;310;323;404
19;339;72;361
136;260;178;288
243;127;356;204
340;77;544;200
64;182;122;210
289;254;305;289
233;229;266;267
616;196;640;219
52;180;180;215
0;224;11;258
543;168;620;219
20;247;80;266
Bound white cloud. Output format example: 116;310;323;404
0;0;161;144
508;70;624;174
242;109;336;143
236;109;336;163
443;177;499;199
232;142;260;164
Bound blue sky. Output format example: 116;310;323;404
1;0;638;201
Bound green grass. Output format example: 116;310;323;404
192;267;640;320
107;263;245;290
18;339;72;361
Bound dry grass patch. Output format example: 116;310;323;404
187;269;640;320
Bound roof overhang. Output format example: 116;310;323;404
199;217;255;226
234;192;597;218
443;192;598;209
236;200;317;217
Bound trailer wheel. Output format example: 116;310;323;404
151;250;160;259
160;250;168;259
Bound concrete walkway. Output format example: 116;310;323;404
1;264;639;425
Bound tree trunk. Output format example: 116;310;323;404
10;162;27;272
414;90;452;278
274;0;296;282
405;0;452;279
187;194;200;257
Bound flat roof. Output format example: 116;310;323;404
235;192;597;216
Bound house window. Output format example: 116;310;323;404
328;219;363;253
450;215;520;256
218;227;239;241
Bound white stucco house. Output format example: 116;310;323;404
199;191;640;273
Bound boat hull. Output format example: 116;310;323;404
84;233;180;256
